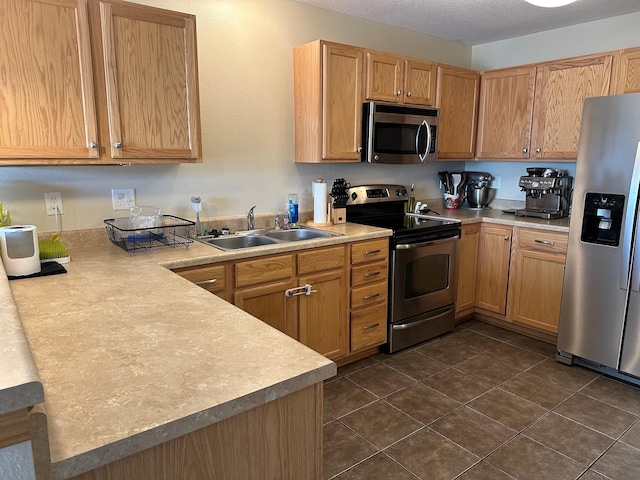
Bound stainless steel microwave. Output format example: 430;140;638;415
361;102;439;164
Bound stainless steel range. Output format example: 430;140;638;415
346;184;461;353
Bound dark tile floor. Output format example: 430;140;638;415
323;320;640;480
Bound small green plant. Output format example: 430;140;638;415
0;202;10;227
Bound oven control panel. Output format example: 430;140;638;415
347;185;409;205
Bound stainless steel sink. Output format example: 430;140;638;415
203;235;279;250
264;228;333;242
198;226;340;251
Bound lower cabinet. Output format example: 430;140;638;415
507;228;568;334
475;224;513;316
174;238;390;364
456;224;480;318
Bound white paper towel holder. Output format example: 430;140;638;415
308;178;333;227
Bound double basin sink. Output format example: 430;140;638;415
198;226;341;251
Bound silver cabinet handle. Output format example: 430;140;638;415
363;323;380;330
357;146;362;153
114;142;122;149
285;284;316;297
534;239;554;246
536;148;541;154
504;236;510;241
365;249;381;255
89;141;97;148
364;293;380;301
364;271;381;278
406;91;412;97
195;278;217;286
522;148;528;154
396;90;402;96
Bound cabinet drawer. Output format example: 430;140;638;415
297;246;346;275
351;304;387;351
351;261;388;287
174;264;226;296
517;228;568;255
235;254;294;288
351;238;389;265
351;282;387;309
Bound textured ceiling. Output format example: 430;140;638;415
294;0;640;45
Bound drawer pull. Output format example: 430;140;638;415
534;239;555;246
363;323;380;330
364;293;381;301
365;249;381;255
364;271;381;278
195;278;217;286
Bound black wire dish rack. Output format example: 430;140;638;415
104;215;195;254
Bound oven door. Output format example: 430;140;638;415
390;235;459;322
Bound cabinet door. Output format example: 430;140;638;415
98;1;201;160
404;59;436;106
508;249;565;333
0;0;98;161
436;65;479;160
476;67;536;159
234;281;299;340
475;225;512;315
366;51;403;103
456;224;480;317
531;54;613;160
299;269;348;361
323;43;364;161
613;48;640;94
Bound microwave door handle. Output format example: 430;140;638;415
416;120;430;163
626;142;640;291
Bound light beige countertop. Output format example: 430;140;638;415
1;213;568;478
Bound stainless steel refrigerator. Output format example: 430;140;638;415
557;93;640;383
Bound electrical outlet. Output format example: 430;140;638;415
492;176;501;189
44;192;64;215
111;188;136;210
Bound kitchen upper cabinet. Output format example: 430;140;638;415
365;51;436;106
476;66;536;160
613;47;640;94
0;0;201;165
475;225;512;316
530;54;613;160
0;0;99;162
294;40;364;163
436;65;480;160
93;0;201;161
477;53;613;161
456;224;480;319
507;228;568;334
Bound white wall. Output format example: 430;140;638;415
0;0;471;232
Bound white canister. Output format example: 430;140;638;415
0;225;41;277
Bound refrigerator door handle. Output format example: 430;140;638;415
624;142;640;291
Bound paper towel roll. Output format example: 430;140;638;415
313;179;328;223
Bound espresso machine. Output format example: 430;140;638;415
515;167;573;219
464;171;493;209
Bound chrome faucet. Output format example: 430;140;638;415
247;205;256;230
274;213;282;230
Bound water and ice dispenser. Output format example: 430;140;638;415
580;193;625;246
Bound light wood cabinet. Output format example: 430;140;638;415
613;47;640;94
435;65;480;160
365;51;436;106
294;40;364;163
94;0;201;161
475;225;512;316
507;228;568;334
349;239;389;353
173;263;229;301
476;66;536;159
456;224;480;318
0;0;99;162
477;53;613;161
0;0;201;165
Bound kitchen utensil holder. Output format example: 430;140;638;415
104;215;195;254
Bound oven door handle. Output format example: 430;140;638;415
396;235;459;250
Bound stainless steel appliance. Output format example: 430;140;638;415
464;171;493;209
557;93;640;384
361;102;439;164
346;184;460;353
515;167;572;219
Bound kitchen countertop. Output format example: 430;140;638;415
1;211;569;478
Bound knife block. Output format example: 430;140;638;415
331;206;346;224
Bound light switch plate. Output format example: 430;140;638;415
111;188;136;210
